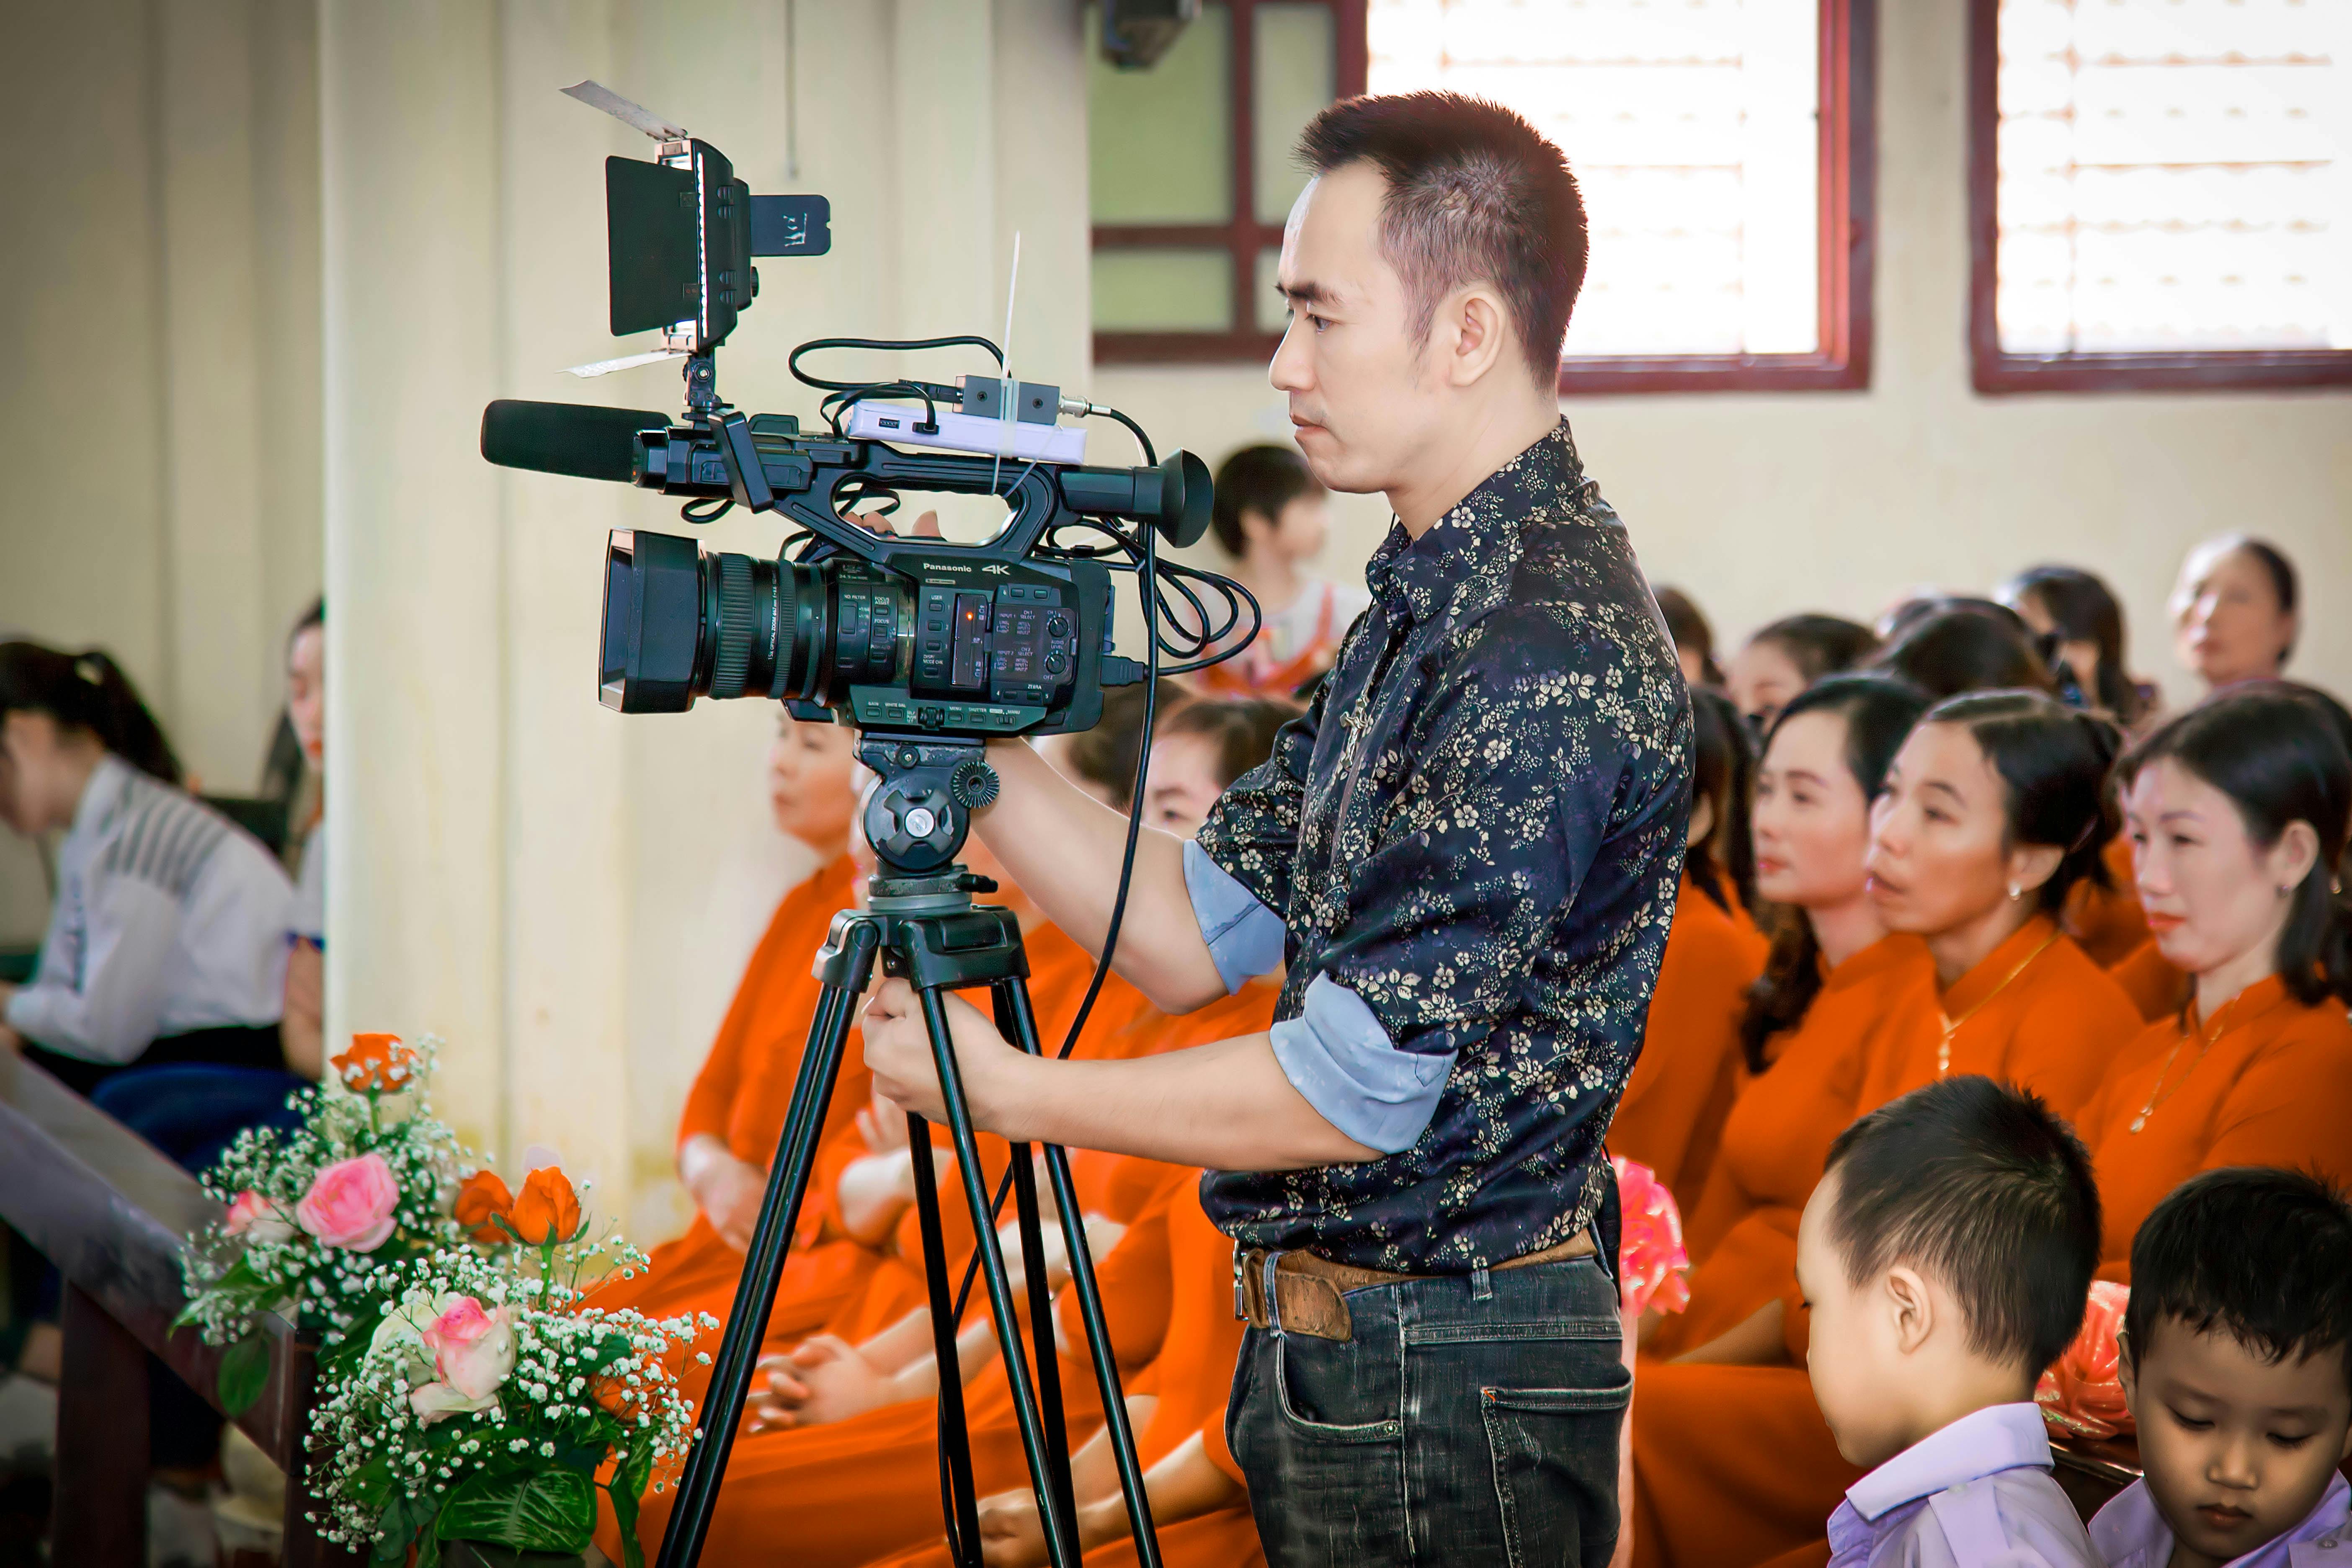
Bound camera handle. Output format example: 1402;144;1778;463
652;802;1162;1568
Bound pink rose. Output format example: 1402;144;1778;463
422;1295;516;1403
294;1153;400;1252
409;1378;500;1426
223;1190;297;1245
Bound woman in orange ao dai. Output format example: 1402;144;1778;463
2079;686;2352;1275
1610;686;1768;1213
1630;676;1934;1564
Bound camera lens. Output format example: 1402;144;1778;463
601;529;904;713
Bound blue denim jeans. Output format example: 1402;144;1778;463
1227;1253;1629;1567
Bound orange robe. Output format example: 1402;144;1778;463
1633;918;2140;1568
1854;915;2139;1124
2079;974;2352;1279
2064;838;2149;968
609;1161;1202;1567
1610;875;1769;1212
869;1181;1264;1568
2110;939;2192;1025
593;854;878;1341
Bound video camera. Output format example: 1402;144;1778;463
479;83;1244;854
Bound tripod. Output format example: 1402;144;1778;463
655;734;1161;1568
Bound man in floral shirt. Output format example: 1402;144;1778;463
864;91;1689;1565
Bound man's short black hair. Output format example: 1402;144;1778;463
2123;1167;2352;1395
1297;91;1587;386
1823;1075;2101;1376
1210;444;1324;560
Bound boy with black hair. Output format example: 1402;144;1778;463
1794;1075;2104;1565
2093;1167;2352;1568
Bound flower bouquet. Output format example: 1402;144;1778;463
177;1034;480;1413
309;1208;709;1568
175;1032;713;1568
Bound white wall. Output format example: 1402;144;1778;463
1098;2;2352;713
321;0;1095;1238
0;0;322;943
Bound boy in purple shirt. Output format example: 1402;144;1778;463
2093;1168;2352;1568
1794;1077;2105;1567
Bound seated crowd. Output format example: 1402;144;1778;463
5;430;2347;1567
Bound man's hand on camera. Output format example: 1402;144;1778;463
860;977;1018;1124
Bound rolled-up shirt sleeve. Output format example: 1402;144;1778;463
1181;840;1287;994
1268;974;1449;1153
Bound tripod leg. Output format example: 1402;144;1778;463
997;976;1165;1568
906;1119;984;1567
995;987;1080;1551
654;919;882;1568
916;984;1086;1568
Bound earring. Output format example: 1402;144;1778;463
2007;882;2021;902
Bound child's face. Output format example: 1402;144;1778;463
1244;493;1331;567
2120;1319;2352;1567
1796;1171;1914;1468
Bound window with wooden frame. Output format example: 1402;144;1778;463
1969;0;2352;394
1088;0;1877;393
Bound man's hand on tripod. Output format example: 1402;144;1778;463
860;978;1018;1124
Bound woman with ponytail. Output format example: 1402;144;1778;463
2076;686;2352;1278
0;641;294;1095
1609;687;1768;1209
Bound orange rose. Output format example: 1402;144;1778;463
331;1033;416;1093
509;1166;583;1245
453;1169;515;1245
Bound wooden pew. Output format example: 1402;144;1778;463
0;1051;360;1567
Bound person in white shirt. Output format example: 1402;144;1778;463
1795;1075;2105;1568
0;642;294;1098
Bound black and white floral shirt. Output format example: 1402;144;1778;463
1190;420;1690;1271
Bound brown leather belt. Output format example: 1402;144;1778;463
1236;1231;1597;1342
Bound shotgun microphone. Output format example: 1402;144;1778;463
480;400;668;484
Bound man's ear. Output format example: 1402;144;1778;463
2115;1327;2141;1424
1439;286;1513;389
1884;1266;1934;1356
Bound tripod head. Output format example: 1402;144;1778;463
856;732;1003;912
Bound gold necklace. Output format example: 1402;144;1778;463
2128;987;2261;1133
1936;931;2065;1077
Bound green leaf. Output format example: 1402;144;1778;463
435;1468;597;1553
606;1443;653;1568
216;1332;272;1416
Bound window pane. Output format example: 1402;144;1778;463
1093;249;1235;331
1089;3;1234;224
1996;0;2349;353
1256;245;1294;332
1368;0;1822;358
1256;3;1336;223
